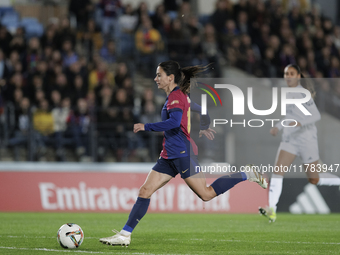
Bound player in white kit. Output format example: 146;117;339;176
259;64;340;222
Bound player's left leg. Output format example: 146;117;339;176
184;166;267;202
305;160;340;186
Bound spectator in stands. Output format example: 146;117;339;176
234;0;248;21
0;26;12;54
297;56;308;75
100;0;122;40
112;88;133;108
62;39;78;68
65;60;88;90
210;0;231;33
136;2;149;29
317;47;331;77
33;99;54;160
329;56;340;78
50;90;61;109
71;75;87;105
117;3;138;58
122;77;134;100
97;86;113;111
53;73;71;99
99;39;117;64
189;34;207;66
227;36;241;67
4;73;24;103
56;17;76;48
69;0;93;30
140;87;158;113
260;47;277;77
167;18;190;65
7;51;20;75
40;24;57;50
114;62;129;87
8;97;31;160
220;19;239;53
96;105;120;161
80;18;103;60
151;4;165;31
201;23;221;76
88;60;114;92
306;49;317;77
254;23;270;57
159;13;172;38
33;90;46;107
279;44;296;74
68;98;91;161
267;35;281;67
119;107;142;158
25;37;41;75
52;97;71;161
13;88;23;109
178;1;192;24
0;49;10;81
26;74;45;104
135;16;163;77
9;35;26;56
236;11;250;35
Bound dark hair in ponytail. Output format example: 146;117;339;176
158;60;211;93
286;64;316;99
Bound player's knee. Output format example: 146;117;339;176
138;185;152;198
308;177;319;185
197;194;210;202
197;192;214;202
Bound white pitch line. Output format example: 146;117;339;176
0;246;191;255
0;247;106;254
0;246;152;254
220;239;340;245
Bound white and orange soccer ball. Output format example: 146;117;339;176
57;223;84;249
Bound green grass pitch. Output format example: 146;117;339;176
0;212;339;254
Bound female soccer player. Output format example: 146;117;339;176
99;60;267;246
259;64;340;223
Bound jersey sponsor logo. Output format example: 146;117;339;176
170;100;179;105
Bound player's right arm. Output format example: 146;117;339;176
144;111;183;132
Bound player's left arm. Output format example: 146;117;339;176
190;98;215;140
191;100;210;130
199;128;216;140
289;99;321;127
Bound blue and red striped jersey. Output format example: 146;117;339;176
145;86;197;159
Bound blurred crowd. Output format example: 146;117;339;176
0;0;339;162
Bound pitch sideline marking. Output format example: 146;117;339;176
0;246;153;254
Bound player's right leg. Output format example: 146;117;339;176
99;170;173;246
259;149;296;222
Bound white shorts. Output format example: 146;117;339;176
278;133;319;164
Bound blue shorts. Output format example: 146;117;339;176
152;155;200;179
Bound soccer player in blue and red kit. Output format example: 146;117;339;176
100;61;267;246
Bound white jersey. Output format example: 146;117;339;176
275;84;320;163
275;84;320;140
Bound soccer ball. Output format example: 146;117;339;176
57;223;84;249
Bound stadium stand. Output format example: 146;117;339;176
0;0;339;162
